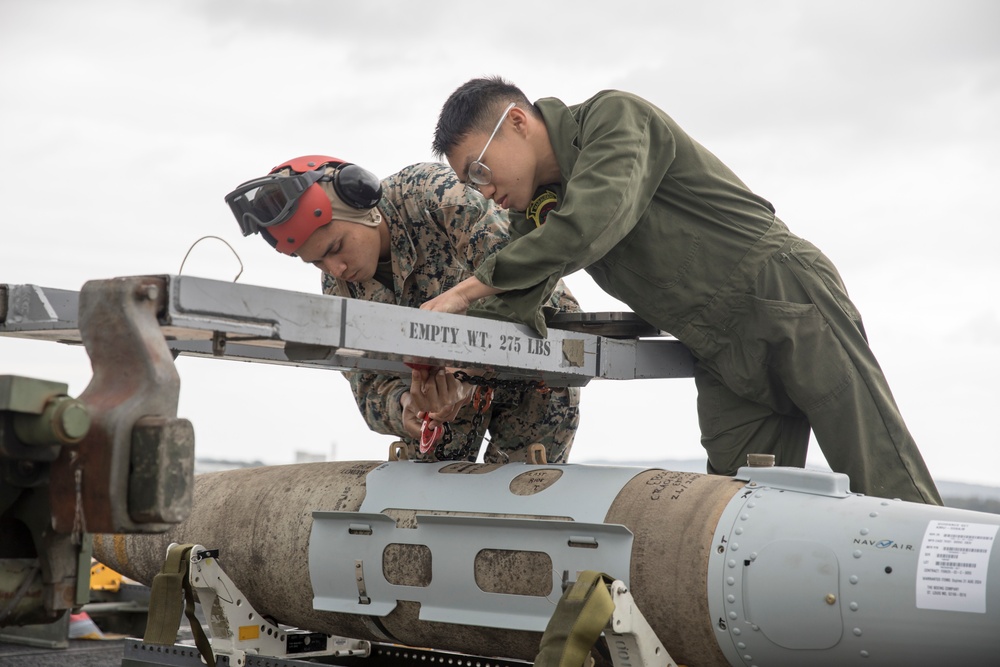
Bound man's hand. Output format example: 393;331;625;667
399;367;474;439
420;287;472;315
411;366;475;416
399;391;428;440
420;276;502;314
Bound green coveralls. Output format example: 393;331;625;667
322;162;580;464
474;91;941;504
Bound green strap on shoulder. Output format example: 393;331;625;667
534;570;616;667
144;543;216;667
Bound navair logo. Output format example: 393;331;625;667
853;538;914;551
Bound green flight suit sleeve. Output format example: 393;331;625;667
443;187;582;325
474;94;676;334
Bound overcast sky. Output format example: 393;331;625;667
2;0;998;487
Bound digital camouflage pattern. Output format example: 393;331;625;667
321;162;580;463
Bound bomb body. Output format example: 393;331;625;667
94;462;1000;666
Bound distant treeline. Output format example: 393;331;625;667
944;496;1000;514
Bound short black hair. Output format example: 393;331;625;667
432;76;536;158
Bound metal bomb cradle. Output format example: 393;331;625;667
2;275;999;667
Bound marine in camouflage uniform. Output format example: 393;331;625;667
321;162;580;463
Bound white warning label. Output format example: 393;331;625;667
917;520;998;613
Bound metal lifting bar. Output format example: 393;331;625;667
1;275;694;387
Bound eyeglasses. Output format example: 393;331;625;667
467;102;516;188
226;163;382;236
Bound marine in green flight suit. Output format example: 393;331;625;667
425;77;941;505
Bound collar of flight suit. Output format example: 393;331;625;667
534;96;584;193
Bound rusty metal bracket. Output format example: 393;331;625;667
48;276;194;534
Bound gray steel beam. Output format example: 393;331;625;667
1;276;695;386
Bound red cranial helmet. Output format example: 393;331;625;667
225;155;382;255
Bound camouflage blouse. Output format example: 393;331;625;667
321;162;580;461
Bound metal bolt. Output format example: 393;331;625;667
136;284;158;301
13;395;90;445
53;400;90;442
826;593;837;605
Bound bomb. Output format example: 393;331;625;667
94;461;1000;666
